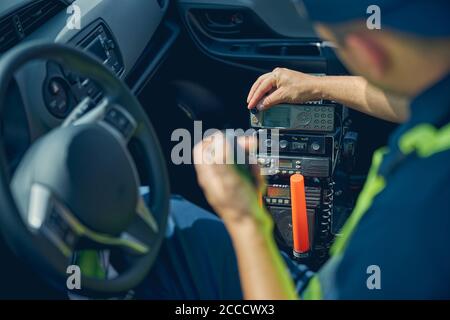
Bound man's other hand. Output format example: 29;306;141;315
193;133;271;231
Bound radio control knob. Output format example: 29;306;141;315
280;140;289;149
311;142;321;151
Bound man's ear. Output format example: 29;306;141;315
344;33;389;80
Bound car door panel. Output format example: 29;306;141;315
178;0;317;38
176;0;337;74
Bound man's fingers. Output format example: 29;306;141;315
259;89;284;110
247;73;270;105
237;135;258;152
248;76;276;109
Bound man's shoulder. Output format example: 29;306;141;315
334;147;450;299
384;147;450;205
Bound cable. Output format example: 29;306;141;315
332;111;344;175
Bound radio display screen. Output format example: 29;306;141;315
267;186;290;198
263;106;291;128
253;103;335;132
279;159;293;168
87;37;108;62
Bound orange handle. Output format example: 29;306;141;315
290;174;310;255
258;191;263;208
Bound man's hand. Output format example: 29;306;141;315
247;68;409;123
193;133;298;300
193;133;271;231
247;68;324;110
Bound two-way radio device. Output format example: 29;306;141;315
251;102;343;266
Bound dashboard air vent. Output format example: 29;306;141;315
0;0;67;53
0;16;20;52
18;0;67;35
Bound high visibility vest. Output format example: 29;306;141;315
303;123;450;299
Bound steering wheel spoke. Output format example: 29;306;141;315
63;96;138;144
136;196;159;233
50;198;150;256
19;184;77;257
109;195;161;257
24;184;152;260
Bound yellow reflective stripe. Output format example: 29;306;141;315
399;123;450;157
304;123;450;299
302;276;322;300
77;250;106;279
303;148;387;299
330;148;387;256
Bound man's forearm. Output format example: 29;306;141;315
319;76;410;123
225;205;298;300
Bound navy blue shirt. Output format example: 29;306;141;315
335;74;450;299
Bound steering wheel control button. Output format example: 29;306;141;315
49;80;62;96
44;77;70;118
45;207;77;255
104;107;137;140
63;97;97;127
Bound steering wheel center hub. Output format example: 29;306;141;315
13;124;139;236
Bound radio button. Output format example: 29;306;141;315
311;142;321;151
280;140;289;149
257;158;267;165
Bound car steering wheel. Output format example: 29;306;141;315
0;42;170;297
